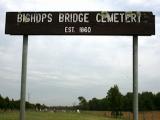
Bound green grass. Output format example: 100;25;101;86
0;111;123;120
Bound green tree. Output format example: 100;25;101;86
88;98;98;110
0;94;4;109
10;99;15;110
78;96;88;110
139;92;154;111
35;103;41;110
98;98;109;110
154;92;160;110
123;92;133;111
107;85;123;117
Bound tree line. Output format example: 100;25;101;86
0;85;160;113
0;95;48;111
0;95;74;111
78;85;160;116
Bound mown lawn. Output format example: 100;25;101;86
0;111;123;120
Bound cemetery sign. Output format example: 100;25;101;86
5;11;155;35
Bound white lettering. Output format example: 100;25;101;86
65;26;75;33
36;13;41;23
84;13;89;23
96;13;101;22
72;14;78;22
48;13;52;22
16;12;142;24
125;13;131;23
79;27;92;33
65;13;70;22
131;13;136;22
137;12;141;23
42;13;47;22
23;13;30;22
30;14;36;22
106;13;113;22
17;13;54;23
96;12;142;23
114;13;119;23
78;13;83;22
59;13;64;22
119;13;124;22
17;13;22;23
58;13;89;23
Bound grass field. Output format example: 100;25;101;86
0;111;123;120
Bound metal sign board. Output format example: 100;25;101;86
5;11;155;35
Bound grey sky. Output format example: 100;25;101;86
0;0;160;106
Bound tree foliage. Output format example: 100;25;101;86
0;94;42;110
107;85;123;117
0;85;160;112
78;85;160;115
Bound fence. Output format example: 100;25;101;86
104;111;160;120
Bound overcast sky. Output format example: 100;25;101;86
0;0;160;106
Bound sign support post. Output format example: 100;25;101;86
133;35;138;120
20;35;28;120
